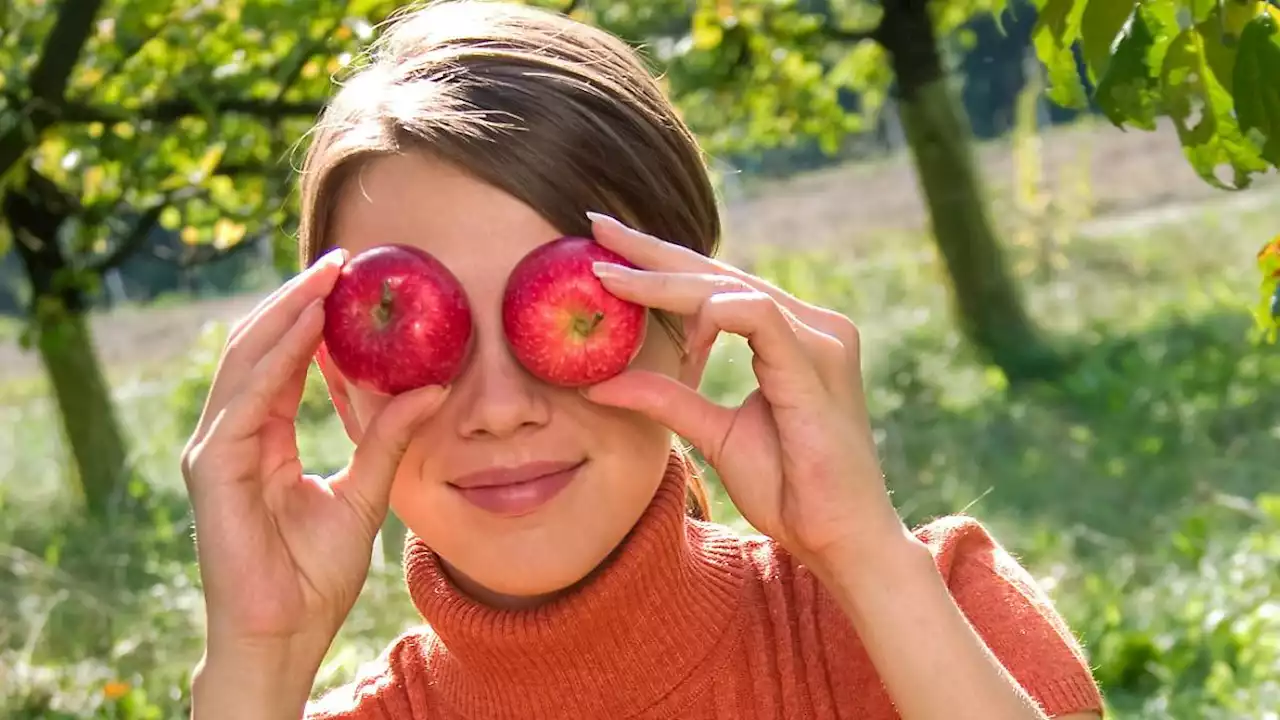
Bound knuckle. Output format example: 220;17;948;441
224;330;251;358
742;290;780;313
813;330;847;361
179;438;204;486
226;313;254;345
711;275;752;294
828;312;861;351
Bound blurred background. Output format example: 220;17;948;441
2;0;1279;717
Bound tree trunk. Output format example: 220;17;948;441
879;0;1065;381
4;178;133;517
34;305;132;515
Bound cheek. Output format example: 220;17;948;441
630;314;683;375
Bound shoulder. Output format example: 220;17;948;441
305;627;439;720
732;515;1105;719
910;515;1106;716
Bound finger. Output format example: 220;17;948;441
592;265;825;394
203;247;347;419
588;211;852;340
592;264;750;315
224;246;346;346
582;370;736;467
202;299;326;444
258;364;309;486
332;384;451;532
685;288;850;399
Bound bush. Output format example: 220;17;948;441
169;320;337;436
1058;495;1280;718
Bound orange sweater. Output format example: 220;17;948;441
307;455;1104;719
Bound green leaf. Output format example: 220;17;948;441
1138;0;1181;73
1189;0;1218;23
691;7;724;50
1032;0;1089;108
1200;16;1241;94
1081;0;1137;81
1095;9;1159;130
1159;26;1268;189
1233;12;1280;164
1255;234;1280;336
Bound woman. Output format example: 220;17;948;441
181;2;1105;718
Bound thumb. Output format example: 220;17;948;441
333;384;451;532
583;370;733;466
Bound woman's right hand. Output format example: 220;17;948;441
180;248;449;690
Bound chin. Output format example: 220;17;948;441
429;497;640;604
443;537;615;602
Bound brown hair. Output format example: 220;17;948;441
295;0;719;520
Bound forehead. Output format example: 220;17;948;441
328;152;561;291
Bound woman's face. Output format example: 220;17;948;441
317;151;684;608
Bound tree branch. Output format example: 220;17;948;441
182;236;263;268
0;0;106;185
213;160;287;176
101;11;175;80
824;25;881;44
59;97;326;125
274;8;349;103
151;234;262;269
88;187;201;274
27;0;105;103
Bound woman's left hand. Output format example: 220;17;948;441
582;213;908;567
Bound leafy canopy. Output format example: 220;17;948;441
1025;0;1280;331
0;0;403;273
2;0;1277;330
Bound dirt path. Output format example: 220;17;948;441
1;119;1272;383
719;118;1276;259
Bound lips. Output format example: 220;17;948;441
449;460;583;517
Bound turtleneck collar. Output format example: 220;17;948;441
401;451;750;718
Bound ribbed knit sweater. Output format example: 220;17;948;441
307;454;1104;719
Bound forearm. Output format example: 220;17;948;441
811;530;1046;720
191;639;327;720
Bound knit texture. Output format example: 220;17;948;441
307;454;1104;719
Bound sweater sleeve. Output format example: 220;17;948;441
915;515;1105;718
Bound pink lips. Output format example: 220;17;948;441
449;460;583;517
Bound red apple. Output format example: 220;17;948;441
502;236;647;387
322;244;474;395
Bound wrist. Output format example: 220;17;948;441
803;503;916;577
192;636;332;720
808;525;935;619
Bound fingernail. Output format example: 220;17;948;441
586;211;625;229
318;246;348;268
592;261;626;279
410;384;451;408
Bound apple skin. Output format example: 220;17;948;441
322;244;474;396
502;236;647;387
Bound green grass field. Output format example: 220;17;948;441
2;187;1279;718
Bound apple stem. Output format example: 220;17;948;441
573;311;605;339
374;279;394;328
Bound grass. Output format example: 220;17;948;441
2;188;1279;718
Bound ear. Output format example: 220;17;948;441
315;343;365;445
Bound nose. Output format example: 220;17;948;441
454;325;551;440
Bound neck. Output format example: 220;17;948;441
436;546;616;610
401;452;750;717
